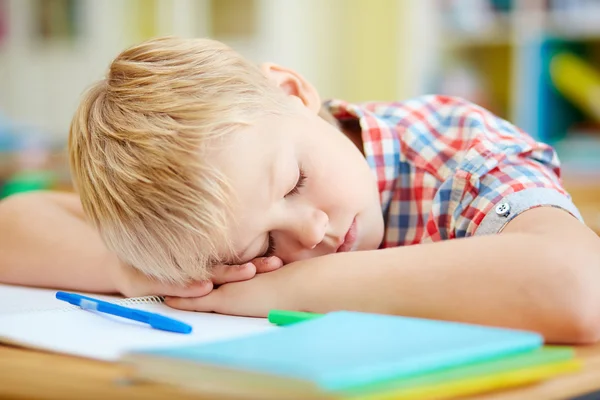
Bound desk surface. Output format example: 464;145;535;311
2;344;600;400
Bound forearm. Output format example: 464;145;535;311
0;191;119;293
301;228;600;343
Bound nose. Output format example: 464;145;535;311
287;207;328;250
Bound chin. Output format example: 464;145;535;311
354;231;382;251
359;214;385;250
360;239;382;251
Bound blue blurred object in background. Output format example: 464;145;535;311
0;113;17;152
0;113;56;199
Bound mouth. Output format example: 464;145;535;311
336;217;358;253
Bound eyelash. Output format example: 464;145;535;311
264;166;307;257
265;234;276;258
285;166;306;197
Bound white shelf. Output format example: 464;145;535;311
442;12;513;49
548;9;600;40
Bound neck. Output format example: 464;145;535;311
319;107;364;155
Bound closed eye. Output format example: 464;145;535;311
263;166;306;257
264;233;276;258
285;166;306;197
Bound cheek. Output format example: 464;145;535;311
305;134;373;205
311;157;368;206
279;249;313;265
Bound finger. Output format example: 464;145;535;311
211;262;256;285
165;292;222;313
149;279;214;298
253;256;283;274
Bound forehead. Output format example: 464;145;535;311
215;115;292;195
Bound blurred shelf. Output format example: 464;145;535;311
548;28;600;42
445;33;512;49
443;13;513;49
443;8;600;47
548;10;600;41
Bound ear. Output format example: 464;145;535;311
260;63;321;114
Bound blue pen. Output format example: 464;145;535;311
55;291;192;334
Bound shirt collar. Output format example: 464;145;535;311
323;99;401;216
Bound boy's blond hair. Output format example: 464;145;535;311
69;37;288;284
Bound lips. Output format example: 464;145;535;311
336;217;357;253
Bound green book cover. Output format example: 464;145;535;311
344;346;574;397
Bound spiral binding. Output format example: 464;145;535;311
119;295;165;305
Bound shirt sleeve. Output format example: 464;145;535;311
415;96;584;239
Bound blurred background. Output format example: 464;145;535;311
0;0;598;231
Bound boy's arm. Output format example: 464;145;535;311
166;206;600;344
0;191;120;292
0;191;282;295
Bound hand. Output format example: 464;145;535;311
112;256;283;298
165;251;378;317
165;257;311;317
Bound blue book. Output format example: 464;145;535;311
124;311;543;398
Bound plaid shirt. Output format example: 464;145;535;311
325;95;582;248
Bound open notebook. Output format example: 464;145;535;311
0;285;579;399
0;283;275;361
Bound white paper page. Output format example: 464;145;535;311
0;284;68;313
0;302;275;361
0;283;126;314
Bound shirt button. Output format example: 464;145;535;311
495;202;511;217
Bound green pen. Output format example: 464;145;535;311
268;310;324;326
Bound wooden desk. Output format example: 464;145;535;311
1;344;600;400
0;345;209;400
